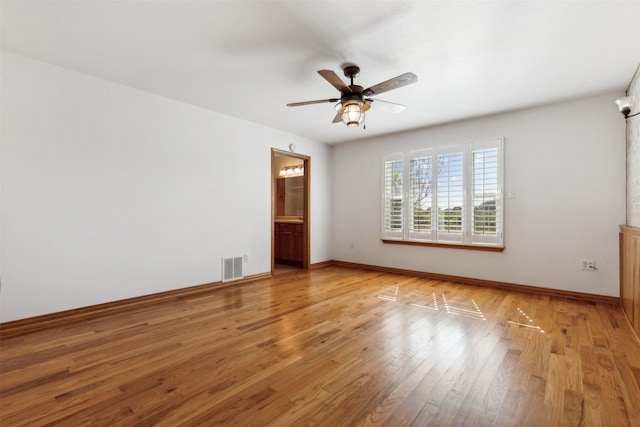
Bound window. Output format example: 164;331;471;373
383;154;403;238
382;138;503;248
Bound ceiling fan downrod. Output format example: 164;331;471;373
343;65;360;87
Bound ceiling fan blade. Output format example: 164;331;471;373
332;104;346;123
318;70;352;94
365;99;406;113
332;111;343;123
362;72;417;96
287;98;339;107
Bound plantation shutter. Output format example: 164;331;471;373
382;154;404;239
470;139;503;245
407;150;434;241
435;145;465;243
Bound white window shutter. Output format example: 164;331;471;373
407;149;434;241
382;154;404;239
435;145;465;243
470;138;503;246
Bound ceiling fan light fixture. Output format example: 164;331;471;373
342;101;365;128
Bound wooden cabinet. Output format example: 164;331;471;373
620;226;640;338
294;224;303;262
275;222;303;266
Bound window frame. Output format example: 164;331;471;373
381;138;504;250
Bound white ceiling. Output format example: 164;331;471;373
2;1;639;145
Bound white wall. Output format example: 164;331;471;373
331;93;626;297
0;52;332;322
0;51;627;323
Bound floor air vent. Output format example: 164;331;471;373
222;257;243;282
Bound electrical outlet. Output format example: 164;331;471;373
580;260;596;271
244;254;249;262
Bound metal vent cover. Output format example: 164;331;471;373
222;257;243;282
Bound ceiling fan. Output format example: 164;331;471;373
287;64;418;128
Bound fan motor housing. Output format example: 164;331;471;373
342;88;364;103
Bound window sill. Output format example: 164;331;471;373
381;239;505;252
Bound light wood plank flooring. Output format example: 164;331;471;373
1;266;640;426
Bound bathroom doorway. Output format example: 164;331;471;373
271;149;310;274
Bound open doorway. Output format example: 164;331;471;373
271;149;310;274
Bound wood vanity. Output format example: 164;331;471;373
274;218;304;266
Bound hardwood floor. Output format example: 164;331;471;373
1;266;639;426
